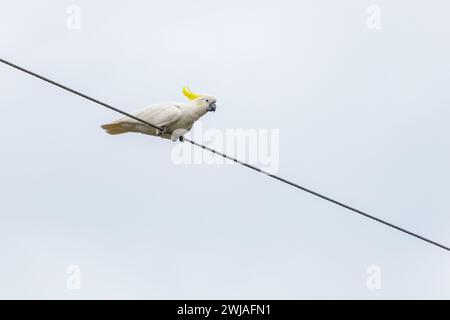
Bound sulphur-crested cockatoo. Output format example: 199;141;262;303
101;86;216;141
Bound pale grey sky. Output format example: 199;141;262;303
0;0;449;299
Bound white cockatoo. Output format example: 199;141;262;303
101;86;216;141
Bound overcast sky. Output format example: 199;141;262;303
1;0;449;299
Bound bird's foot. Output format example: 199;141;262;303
157;127;167;137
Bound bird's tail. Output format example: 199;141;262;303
101;122;128;135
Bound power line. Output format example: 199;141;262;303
0;59;163;132
1;57;448;253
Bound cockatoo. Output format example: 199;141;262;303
101;86;216;141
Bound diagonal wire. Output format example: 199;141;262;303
1;58;448;253
0;59;163;132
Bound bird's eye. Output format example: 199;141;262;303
206;99;209;102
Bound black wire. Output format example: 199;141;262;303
1;57;449;253
183;138;450;252
0;59;163;132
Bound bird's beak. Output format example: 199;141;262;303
208;102;216;112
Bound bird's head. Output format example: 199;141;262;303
182;86;216;112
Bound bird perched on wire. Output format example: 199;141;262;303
101;86;216;141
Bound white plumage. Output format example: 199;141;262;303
101;87;216;141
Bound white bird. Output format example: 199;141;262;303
101;86;216;141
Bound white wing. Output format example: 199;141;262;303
101;103;182;135
134;103;182;128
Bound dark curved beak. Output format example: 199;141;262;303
208;102;216;112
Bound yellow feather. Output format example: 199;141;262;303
182;86;202;100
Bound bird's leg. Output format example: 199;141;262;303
157;126;167;137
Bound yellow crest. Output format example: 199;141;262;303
182;86;202;100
